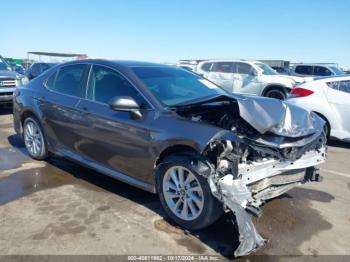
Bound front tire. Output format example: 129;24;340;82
23;117;49;160
156;155;223;230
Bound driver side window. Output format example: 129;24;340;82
87;65;150;109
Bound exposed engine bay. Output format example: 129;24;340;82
175;95;327;256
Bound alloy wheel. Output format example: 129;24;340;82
24;120;43;157
162;166;204;221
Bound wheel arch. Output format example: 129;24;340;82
20;110;42;133
313;111;331;138
262;84;289;97
155;144;200;167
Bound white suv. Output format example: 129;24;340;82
194;60;304;100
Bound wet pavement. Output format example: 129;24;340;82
0;105;349;259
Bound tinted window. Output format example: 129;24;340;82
45;71;57;89
200;63;212;72
213;62;234;73
330;66;345;76
132;66;226;106
50;64;86;97
338;80;350;93
87;65;149;108
326;81;339;90
41;63;50;71
295;65;313;75
314;66;332;76
255;63;277;75
236;63;253;74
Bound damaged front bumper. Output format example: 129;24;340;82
206;141;326;257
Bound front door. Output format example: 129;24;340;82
74;64;154;182
207;62;235;93
232;62;261;95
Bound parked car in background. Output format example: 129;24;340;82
26;62;57;80
287;75;350;141
0;55;28;105
10;63;26;75
290;64;345;77
258;60;291;75
195;60;304;100
193;60;214;76
272;66;290;75
13;59;327;256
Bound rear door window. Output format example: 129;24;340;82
295;65;313;75
314;66;332;76
48;64;87;97
338;80;350;93
213;62;234;73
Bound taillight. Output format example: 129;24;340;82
290;87;314;97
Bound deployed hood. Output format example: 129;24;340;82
237;95;325;137
0;70;23;79
175;94;325;141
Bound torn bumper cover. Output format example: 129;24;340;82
202;96;327;257
207;143;326;257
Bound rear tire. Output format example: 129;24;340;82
23;117;49;160
156;154;224;230
264;88;287;100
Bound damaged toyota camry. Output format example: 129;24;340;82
13;60;327;256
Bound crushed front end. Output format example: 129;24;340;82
175;95;327;257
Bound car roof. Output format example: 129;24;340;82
59;59;173;70
198;59;262;64
293;64;336;67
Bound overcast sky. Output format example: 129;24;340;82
2;0;350;68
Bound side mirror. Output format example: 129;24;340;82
109;96;142;119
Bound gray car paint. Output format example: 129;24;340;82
13;60;238;191
12;59;327;257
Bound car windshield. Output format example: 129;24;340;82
132;66;226;106
0;57;12;71
255;63;277;75
330;66;345;76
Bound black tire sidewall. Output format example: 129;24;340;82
156;158;223;230
265;88;286;100
23;117;48;160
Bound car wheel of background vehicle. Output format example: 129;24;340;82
23;117;49;160
264;88;287;100
156;154;224;230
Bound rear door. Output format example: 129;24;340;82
327;80;350;134
207;62;235;92
41;64;88;152
74;64;153;182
